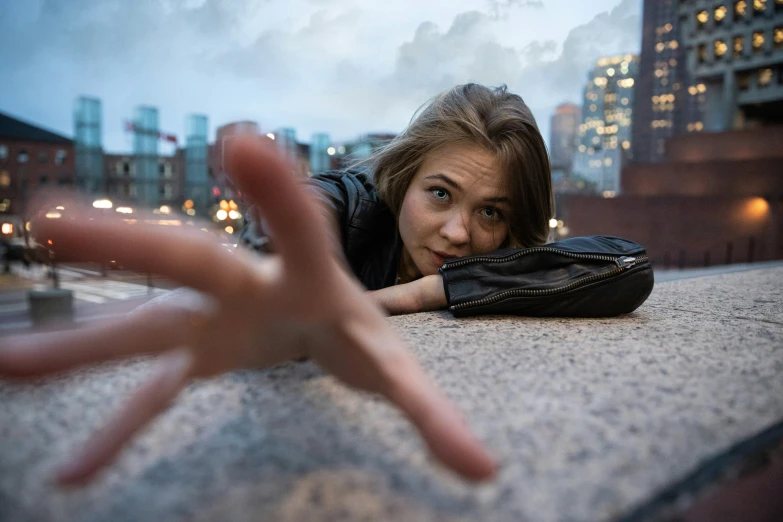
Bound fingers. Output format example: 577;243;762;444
224;136;332;279
0;304;192;380
322;313;497;481
31;208;257;302
384;359;497;481
57;349;193;486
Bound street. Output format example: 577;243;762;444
0;262;177;333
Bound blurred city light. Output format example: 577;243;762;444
92;199;113;209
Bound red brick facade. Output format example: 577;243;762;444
560;127;783;267
0;139;75;217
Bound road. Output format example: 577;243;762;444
0;262;177;333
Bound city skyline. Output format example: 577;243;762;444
1;0;642;153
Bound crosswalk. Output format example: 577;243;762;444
57;280;169;304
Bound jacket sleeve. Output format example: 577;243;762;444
438;236;655;318
239;169;377;256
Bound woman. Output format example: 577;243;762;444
241;83;553;315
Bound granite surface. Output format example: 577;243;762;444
1;267;782;522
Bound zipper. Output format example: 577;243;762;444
447;251;649;312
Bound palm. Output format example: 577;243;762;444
0;137;495;486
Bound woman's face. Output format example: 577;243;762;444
397;143;511;280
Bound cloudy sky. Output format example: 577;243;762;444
0;0;642;154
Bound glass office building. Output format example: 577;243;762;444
185;114;209;210
133;106;159;207
572;54;640;194
73;96;104;193
309;133;331;176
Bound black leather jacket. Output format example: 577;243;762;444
240;170;654;317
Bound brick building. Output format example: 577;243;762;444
0;111;75;218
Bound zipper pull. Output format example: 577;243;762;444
615;256;637;268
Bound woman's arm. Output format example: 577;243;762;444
368;274;447;315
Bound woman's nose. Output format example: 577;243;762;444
439;211;470;246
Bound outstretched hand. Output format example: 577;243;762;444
0;136;496;486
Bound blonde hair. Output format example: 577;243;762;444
362;83;553;248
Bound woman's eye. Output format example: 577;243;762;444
430;188;449;200
481;207;502;220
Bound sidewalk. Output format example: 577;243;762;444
0;266;781;521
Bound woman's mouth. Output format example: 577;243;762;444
428;249;458;267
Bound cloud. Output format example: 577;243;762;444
0;0;642;150
486;0;544;19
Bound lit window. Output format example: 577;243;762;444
715;5;728;21
736;0;748;17
697;10;709;26
734;36;745;56
759;68;773;86
695;122;704;131
669;40;679;49
688;85;698;95
774;27;783;48
656;42;665;52
0;145;7;160
754;0;766;13
715;40;728;57
697;83;707;93
18;149;28;163
753;31;765;52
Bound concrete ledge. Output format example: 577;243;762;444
1;267;781;522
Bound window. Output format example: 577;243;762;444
38;150;48;164
753;31;765;53
734;35;745;57
715;5;728;24
754;0;767;14
735;0;748;18
715;39;728;58
0;145;7;160
55;149;67;166
759;68;773;86
39;175;49;184
775;27;783;49
696;10;709;28
18;149;28;163
738;71;751;90
0;171;9;187
698;44;707;63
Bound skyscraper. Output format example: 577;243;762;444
275;127;298;165
133;106;160;207
678;0;783;130
74;96;104;193
572;54;639;194
310;133;331;176
549;103;581;170
632;0;706;164
185;114;209;211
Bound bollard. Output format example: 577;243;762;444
28;288;74;326
726;242;733;265
748;237;755;263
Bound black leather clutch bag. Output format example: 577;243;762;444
439;235;654;318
